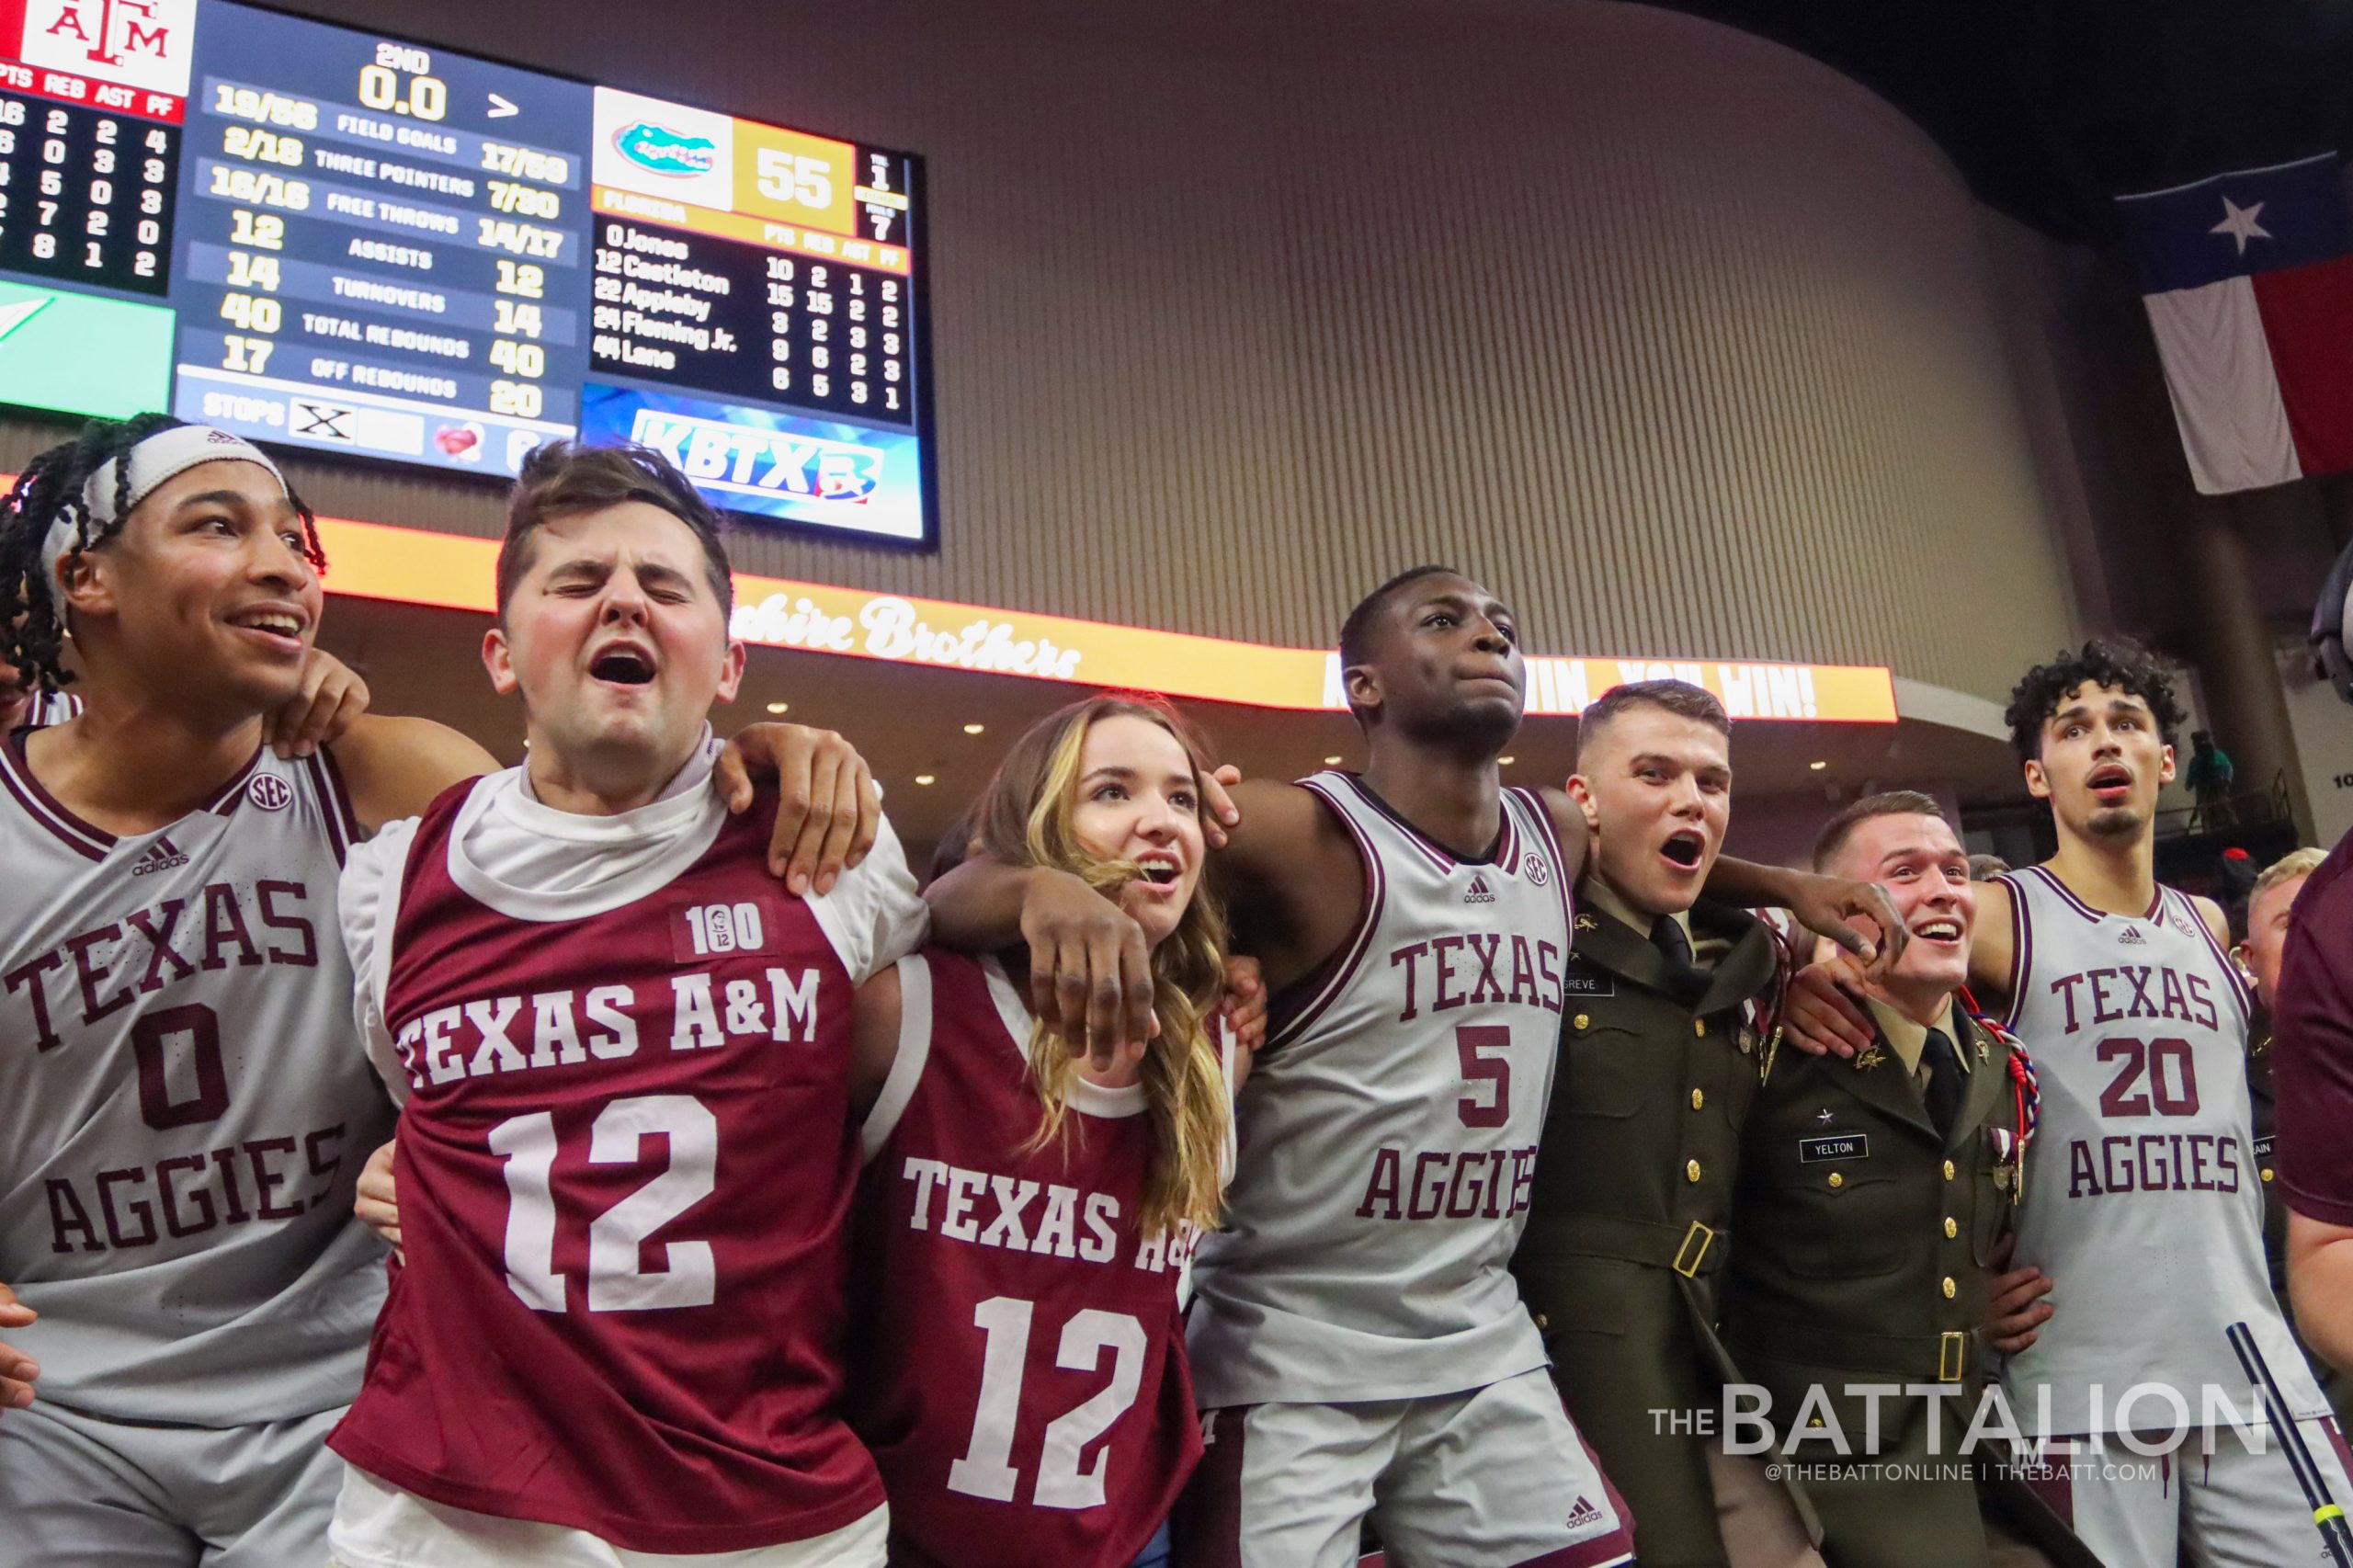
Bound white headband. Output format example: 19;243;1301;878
39;425;289;589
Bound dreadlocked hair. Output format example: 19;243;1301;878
972;694;1233;1240
0;415;325;697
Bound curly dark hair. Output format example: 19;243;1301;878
0;415;324;698
2004;636;2186;761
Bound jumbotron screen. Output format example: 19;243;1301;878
0;0;931;543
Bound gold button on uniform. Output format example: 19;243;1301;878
1944;1217;1959;1239
1574;1014;1590;1031
2263;1168;2276;1184
1687;1160;1702;1183
1534;1312;1550;1330
1693;1020;1708;1038
1942;1277;1957;1299
1690;1089;1705;1110
1827;1172;1845;1189
1943;1160;1956;1181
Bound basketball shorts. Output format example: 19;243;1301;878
326;1465;890;1567
0;1396;347;1568
1176;1366;1636;1568
2017;1418;2353;1568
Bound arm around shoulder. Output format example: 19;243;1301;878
329;715;501;836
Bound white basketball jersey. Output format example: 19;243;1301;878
31;690;82;725
1995;866;2325;1434
0;737;393;1425
1188;773;1572;1406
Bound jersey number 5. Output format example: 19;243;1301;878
949;1296;1146;1510
491;1095;717;1312
1456;1024;1512;1128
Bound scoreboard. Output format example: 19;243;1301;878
0;0;930;545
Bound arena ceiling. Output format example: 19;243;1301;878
1636;0;2353;245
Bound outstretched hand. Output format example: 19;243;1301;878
714;722;881;895
1202;764;1242;849
1785;871;1907;973
1781;951;1877;1058
1221;953;1267;1055
1984;1234;2054;1355
264;647;369;760
0;1281;35;1414
1019;869;1155;1073
355;1139;402;1261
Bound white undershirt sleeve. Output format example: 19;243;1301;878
803;814;929;984
338;816;421;1108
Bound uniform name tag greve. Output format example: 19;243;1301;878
1561;969;1615;997
1799;1132;1869;1164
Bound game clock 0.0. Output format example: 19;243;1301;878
0;0;931;547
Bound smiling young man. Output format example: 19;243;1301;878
323;440;925;1567
1787;638;2345;1567
1724;793;2091;1568
0;420;885;1568
929;573;1904;1568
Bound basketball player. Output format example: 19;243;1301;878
849;695;1236;1568
324;438;924;1566
0;419;885;1567
928;566;1905;1568
1785;638;2346;1567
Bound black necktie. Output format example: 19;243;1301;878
1651;915;1695;979
1922;1027;1965;1138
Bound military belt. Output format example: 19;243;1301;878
1739;1318;1974;1383
1519;1213;1726;1278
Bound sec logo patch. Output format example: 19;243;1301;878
247;774;293;812
1524;853;1550;887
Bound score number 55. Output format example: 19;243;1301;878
756;148;831;210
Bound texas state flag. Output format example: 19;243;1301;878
2118;153;2353;494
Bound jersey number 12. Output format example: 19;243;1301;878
948;1296;1146;1510
491;1095;716;1312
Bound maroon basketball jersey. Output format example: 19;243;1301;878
851;950;1204;1568
328;780;883;1554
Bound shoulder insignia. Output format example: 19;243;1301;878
1853;1045;1888;1072
1576;913;1599;931
1976;1038;1990;1064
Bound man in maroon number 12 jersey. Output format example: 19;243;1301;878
324;442;926;1568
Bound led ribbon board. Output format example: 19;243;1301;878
0;0;930;543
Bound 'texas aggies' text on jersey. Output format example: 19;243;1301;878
1996;867;2325;1434
1188;774;1573;1406
853;951;1204;1568
0;737;392;1425
328;775;918;1555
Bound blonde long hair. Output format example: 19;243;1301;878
972;695;1231;1238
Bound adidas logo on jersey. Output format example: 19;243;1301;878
131;835;188;877
2117;926;2146;945
1565;1495;1606;1530
1463;873;1495;904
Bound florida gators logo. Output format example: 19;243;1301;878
613;122;718;177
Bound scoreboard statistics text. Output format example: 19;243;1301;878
0;0;930;543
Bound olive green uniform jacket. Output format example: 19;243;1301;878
1511;892;1799;1568
1725;1006;2096;1568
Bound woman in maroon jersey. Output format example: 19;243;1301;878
847;693;1234;1568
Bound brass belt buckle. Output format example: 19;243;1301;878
1674;1221;1715;1278
1938;1331;1969;1383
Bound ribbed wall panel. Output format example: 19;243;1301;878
0;0;2079;700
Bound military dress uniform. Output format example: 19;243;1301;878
1725;999;2094;1568
2247;1027;2353;1429
1512;882;1814;1568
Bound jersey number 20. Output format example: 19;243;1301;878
491;1095;716;1312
